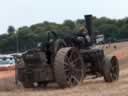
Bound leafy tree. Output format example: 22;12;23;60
63;20;75;32
7;26;15;35
97;24;119;39
120;24;128;39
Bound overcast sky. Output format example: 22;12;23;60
0;0;127;34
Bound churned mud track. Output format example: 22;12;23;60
0;42;128;96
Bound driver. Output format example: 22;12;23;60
77;26;91;47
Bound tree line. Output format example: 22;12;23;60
0;16;128;53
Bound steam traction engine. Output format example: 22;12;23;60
16;15;119;88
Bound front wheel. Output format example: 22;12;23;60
103;56;119;82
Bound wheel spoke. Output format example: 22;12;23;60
70;58;80;64
73;68;82;73
68;56;72;62
68;51;74;62
71;75;79;85
73;69;82;79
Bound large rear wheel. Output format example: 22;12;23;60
54;47;84;88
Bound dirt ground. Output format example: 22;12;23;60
0;42;128;96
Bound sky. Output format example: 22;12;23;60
0;0;127;34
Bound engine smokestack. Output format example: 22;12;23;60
84;15;95;44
